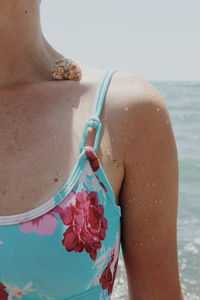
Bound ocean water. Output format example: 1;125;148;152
112;81;200;299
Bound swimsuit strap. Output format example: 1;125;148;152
79;68;116;154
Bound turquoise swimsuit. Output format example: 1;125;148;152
0;69;121;300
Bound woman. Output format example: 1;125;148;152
0;1;184;299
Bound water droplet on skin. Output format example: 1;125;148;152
27;170;32;175
58;171;63;177
125;106;129;111
140;242;144;247
130;135;134;139
47;121;51;125
146;182;150;186
159;200;163;204
151;236;155;241
142;169;145;173
53;135;57;140
106;150;111;156
152;182;156;187
156;107;160;112
111;138;114;142
54;144;58;148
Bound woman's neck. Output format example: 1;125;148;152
0;0;62;87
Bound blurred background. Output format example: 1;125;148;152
41;1;200;299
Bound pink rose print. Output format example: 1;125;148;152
19;190;76;235
85;146;107;193
0;282;8;300
61;188;108;260
18;186;108;261
20;212;58;235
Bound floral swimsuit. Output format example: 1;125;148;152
0;69;121;300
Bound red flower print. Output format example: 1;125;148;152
61;188;108;260
85;146;107;193
0;282;9;300
85;146;100;171
99;234;120;296
99;254;119;295
95;174;107;193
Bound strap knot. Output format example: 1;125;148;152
79;114;102;154
87;115;101;129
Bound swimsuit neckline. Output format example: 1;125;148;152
0;147;87;225
0;146;121;226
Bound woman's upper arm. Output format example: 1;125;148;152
118;75;183;300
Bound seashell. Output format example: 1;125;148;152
51;58;82;81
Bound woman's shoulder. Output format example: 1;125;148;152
108;70;170;163
109;69;167;117
77;61;170;154
78;61;166;120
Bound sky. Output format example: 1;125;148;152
40;0;200;81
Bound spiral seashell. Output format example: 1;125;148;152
51;58;82;81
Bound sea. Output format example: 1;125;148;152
112;81;200;300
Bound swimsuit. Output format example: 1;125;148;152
0;69;121;300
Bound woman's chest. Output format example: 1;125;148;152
0;84;123;216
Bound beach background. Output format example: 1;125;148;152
41;0;200;298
